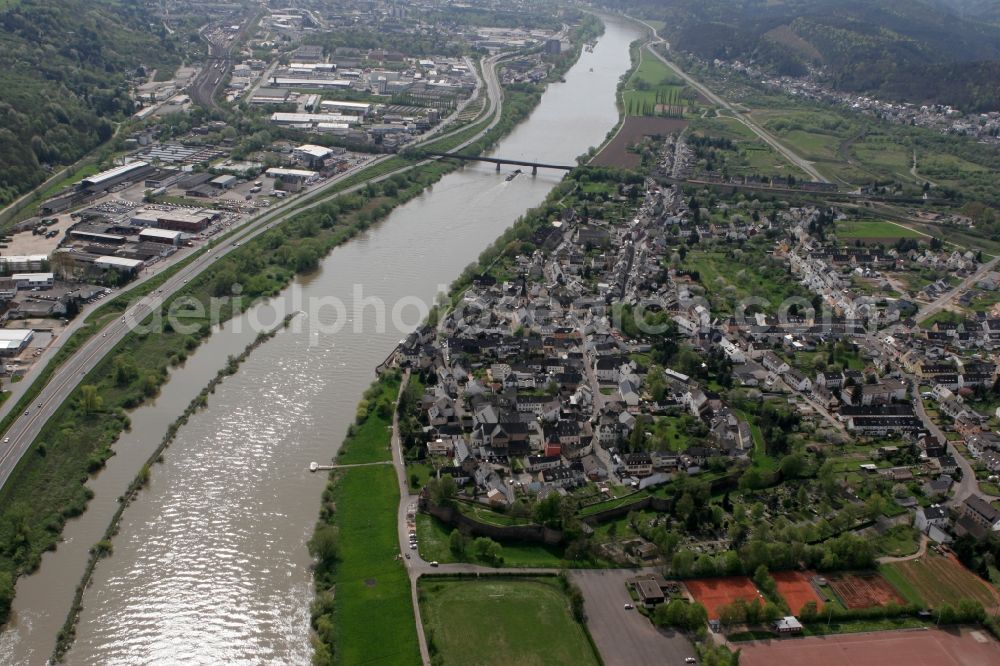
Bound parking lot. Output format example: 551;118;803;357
571;569;695;666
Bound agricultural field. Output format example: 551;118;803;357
836;219;924;243
773;571;824;614
419;578;600;666
826;572;905;609
591;116;689;169
622;49;691;118
882;553;1000;610
684;576;762;620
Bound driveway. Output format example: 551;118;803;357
572;569;695;666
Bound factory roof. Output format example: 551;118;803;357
81;161;150;186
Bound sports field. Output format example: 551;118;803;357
419;578;600;666
883;553;1000;610
684;576;762;620
773;571;824;613
740;627;1000;666
827;572;905;609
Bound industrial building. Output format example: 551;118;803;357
69;229;126;245
211;174;238;189
294;144;334;167
0;329;34;357
78;162;154;194
94;256;145;273
138;228;184;246
318;100;371;116
10;273;54;289
269;112;360;127
269;77;351;89
250;88;291;105
129;208;215;233
266;167;317;192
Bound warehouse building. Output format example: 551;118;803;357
10;273;54;289
266;167;317;192
293;144;334;168
0;329;34;357
249;88;291;105
138;228;184;246
78;162;154;194
69;229;126;245
94;255;145;274
319;100;371;116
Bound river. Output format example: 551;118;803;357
0;15;642;665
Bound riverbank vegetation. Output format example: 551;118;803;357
309;370;419;666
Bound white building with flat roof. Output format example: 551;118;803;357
269;112;360;126
0;329;33;356
139;228;184;245
10;273;53;289
94;256;144;272
319;100;371;115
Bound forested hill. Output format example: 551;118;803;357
0;0;180;208
610;0;1000;112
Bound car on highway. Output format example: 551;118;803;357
623;603;634;610
429;561;439;567
685;659;696;664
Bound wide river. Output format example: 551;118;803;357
0;15;642;665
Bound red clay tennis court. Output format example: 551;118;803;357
740;627;1000;666
773;571;824;614
683;576;762;620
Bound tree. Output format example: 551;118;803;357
427;475;458;506
671;549;695;577
779;452;807;479
533;492;565;527
449;528;468;556
80;384;103;414
308;525;340;563
0;570;13;626
471;537;502;565
113;354;139;386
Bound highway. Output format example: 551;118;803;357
0;51;506;495
632;17;829;184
